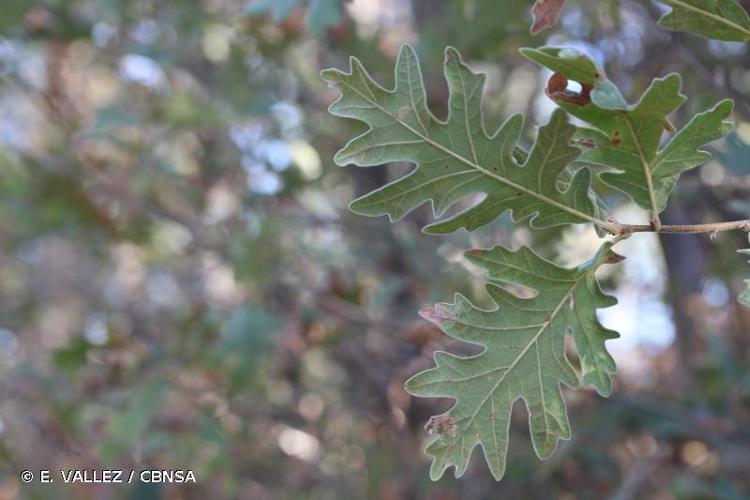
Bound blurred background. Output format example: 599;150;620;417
0;0;749;498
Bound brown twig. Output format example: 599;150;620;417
611;219;750;235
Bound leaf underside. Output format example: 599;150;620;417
321;45;604;234
657;0;750;42
405;242;620;480
522;46;734;213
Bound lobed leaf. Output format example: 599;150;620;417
657;0;750;42
405;242;621;480
523;46;734;214
321;45;608;234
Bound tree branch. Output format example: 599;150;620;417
612;219;750;235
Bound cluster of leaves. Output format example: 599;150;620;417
324;1;750;481
531;0;750;42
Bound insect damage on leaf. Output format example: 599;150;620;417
531;0;567;34
321;45;609;235
522;46;735;214
425;414;458;436
546;72;592;106
405;242;621;481
657;0;750;42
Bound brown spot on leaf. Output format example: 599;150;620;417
572;138;596;149
419;304;456;324
425;414;457;436
612;130;621;146
398;105;412;120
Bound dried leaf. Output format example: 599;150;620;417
531;0;567;34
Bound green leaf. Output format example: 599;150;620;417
322;45;609;235
657;0;750;42
522;46;734;213
405;242;621;480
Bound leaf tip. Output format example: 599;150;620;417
419;304;456;325
422;223;451;235
397;43;417;58
444;46;461;65
320;68;343;86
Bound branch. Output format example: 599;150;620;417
612;219;750;235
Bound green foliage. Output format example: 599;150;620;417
2;0;749;494
657;0;750;41
324;40;745;482
405;242;621;480
522;47;734;214
321;46;605;235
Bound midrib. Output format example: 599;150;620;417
623;116;660;215
337;80;612;231
463;273;585;430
